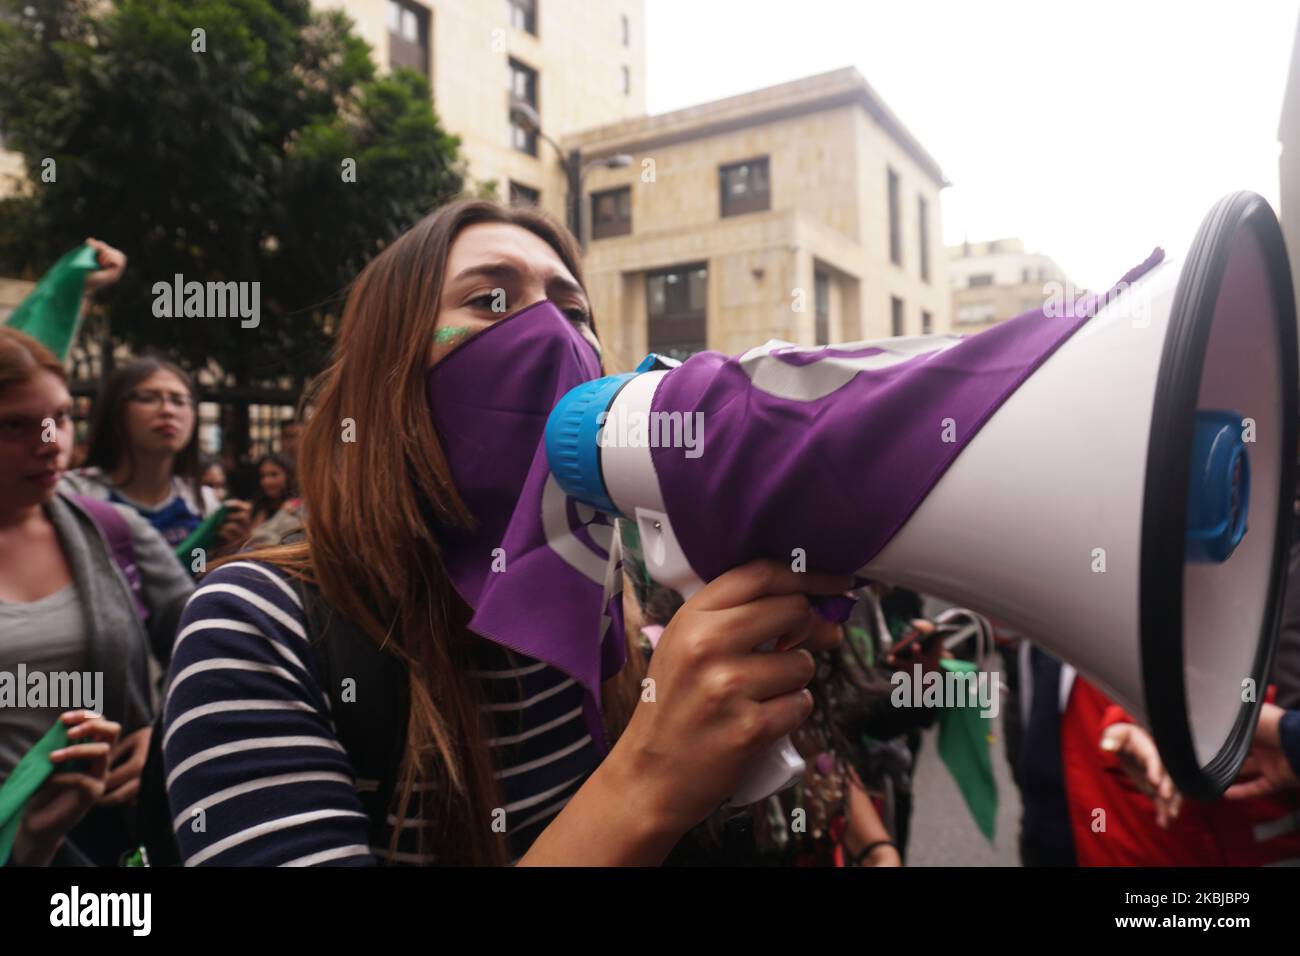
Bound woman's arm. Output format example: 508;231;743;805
520;561;853;865
842;765;900;866
163;561;374;866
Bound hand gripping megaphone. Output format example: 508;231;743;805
546;192;1298;803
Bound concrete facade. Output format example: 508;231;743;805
566;68;950;370
946;237;1075;336
326;0;647;219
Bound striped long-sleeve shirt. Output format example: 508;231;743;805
162;560;601;865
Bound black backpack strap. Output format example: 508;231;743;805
296;581;410;851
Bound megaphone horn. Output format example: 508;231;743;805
547;191;1298;803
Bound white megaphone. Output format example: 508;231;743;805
546;192;1297;804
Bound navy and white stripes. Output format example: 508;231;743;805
162;561;599;865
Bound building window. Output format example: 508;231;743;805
508;58;539;156
387;0;430;77
622;65;630;95
622;13;630;46
509;181;540;206
968;273;994;288
647;264;707;361
921;310;933;334
591;186;631;240
508;0;537;35
918;195;930;283
957;303;997;325
887;167;901;266
1022;268;1031;283
719;157;770;218
814;271;830;346
890;296;904;337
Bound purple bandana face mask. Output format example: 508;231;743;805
425;299;626;753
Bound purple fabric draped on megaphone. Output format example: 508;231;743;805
426;300;626;754
647;249;1167;582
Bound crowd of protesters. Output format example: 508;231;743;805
2;204;1299;867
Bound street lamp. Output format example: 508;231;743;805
509;98;632;250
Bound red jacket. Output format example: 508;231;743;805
1061;677;1300;866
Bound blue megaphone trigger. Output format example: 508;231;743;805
544;372;637;516
1185;409;1251;563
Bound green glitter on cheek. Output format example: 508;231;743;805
434;326;473;345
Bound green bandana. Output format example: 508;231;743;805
4;245;102;361
174;504;230;572
0;720;72;865
936;657;998;841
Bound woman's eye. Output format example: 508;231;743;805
564;306;591;326
468;292;506;313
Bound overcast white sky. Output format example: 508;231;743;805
644;0;1300;290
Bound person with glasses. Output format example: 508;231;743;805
64;358;251;552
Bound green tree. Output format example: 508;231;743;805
0;0;466;391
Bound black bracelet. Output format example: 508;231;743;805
851;840;898;866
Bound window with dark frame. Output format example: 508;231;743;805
622;65;630;95
508;58;539;156
509;181;540;206
918;195;930;283
646;264;708;361
508;0;537;35
387;0;430;77
968;273;994;288
591;186;631;240
814;271;830;346
719;157;770;218
891;296;904;337
622;13;630;46
921;310;933;335
887;167;901;266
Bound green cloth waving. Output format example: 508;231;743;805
4;244;101;361
936;657;998;841
0;720;72;865
174;504;229;571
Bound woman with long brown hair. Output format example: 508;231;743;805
0;327;194;865
161;199;850;865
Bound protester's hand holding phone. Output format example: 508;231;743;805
12;711;120;866
885;619;952;673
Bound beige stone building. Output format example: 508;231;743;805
946;237;1076;336
327;0;646;218
0;144;31;318
564;67;950;369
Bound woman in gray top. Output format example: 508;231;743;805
0;328;193;864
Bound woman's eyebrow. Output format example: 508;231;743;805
546;274;587;303
449;262;525;289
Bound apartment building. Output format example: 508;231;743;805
946;237;1075;335
330;0;646;220
559;67;950;367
